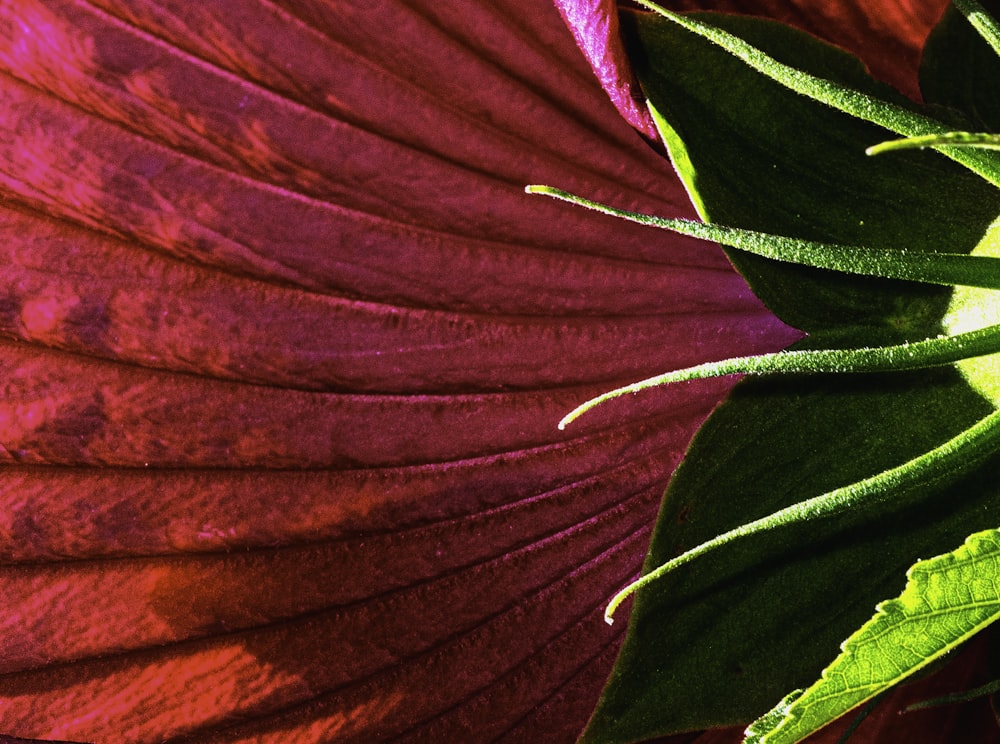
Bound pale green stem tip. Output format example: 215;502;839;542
867;132;1000;156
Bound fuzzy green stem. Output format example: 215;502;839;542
632;0;1000;188
558;323;1000;429
605;406;1000;623
954;0;1000;57
867;132;1000;156
527;185;1000;290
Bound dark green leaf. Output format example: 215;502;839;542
581;9;1000;742
583;370;1000;742
922;0;1000;129
746;528;1000;744
621;10;1000;339
630;1;1000;187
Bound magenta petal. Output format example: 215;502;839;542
552;0;659;139
0;1;798;742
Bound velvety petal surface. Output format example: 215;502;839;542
552;0;659;138
0;1;797;742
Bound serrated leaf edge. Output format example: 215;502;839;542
745;527;1000;744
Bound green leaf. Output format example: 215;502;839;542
954;0;1000;62
580;8;1000;743
867;131;1000;155
921;0;1000;131
581;371;1000;743
620;9;1000;339
745;527;1000;744
632;0;1000;188
927;0;1000;409
601;404;1000;625
944;213;1000;407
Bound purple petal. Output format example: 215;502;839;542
552;0;659;138
0;0;797;741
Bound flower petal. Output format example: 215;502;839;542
553;0;948;145
0;0;797;741
552;0;659;138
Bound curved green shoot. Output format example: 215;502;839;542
526;185;1000;290
631;0;1000;188
604;407;1000;624
557;322;1000;429
902;677;1000;713
954;0;1000;58
745;527;1000;744
868;132;1000;156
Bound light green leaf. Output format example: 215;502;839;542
745;527;1000;744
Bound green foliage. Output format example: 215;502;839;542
631;0;1000;188
746;528;1000;743
529;184;1000;294
547;2;1000;743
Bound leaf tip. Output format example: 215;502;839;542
605;582;635;625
